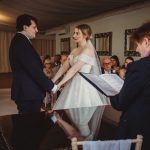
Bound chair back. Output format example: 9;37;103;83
71;135;143;150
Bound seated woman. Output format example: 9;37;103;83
110;55;120;74
118;56;134;79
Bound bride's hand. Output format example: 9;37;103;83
51;78;55;83
53;111;61;120
57;83;61;91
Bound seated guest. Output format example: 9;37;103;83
43;58;54;79
52;54;61;75
101;57;113;74
124;56;134;69
118;56;134;79
60;51;69;66
110;55;120;74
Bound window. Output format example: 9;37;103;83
60;38;70;52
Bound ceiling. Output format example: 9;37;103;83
0;0;148;32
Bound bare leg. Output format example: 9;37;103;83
53;111;85;140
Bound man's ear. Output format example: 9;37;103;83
143;37;149;47
146;37;150;48
23;25;27;31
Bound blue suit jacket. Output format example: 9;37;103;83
110;56;150;149
9;33;54;101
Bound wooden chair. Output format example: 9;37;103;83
71;135;143;150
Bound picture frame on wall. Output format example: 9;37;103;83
124;29;140;56
60;37;70;52
95;32;112;56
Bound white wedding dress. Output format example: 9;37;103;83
53;53;110;109
53;53;110;138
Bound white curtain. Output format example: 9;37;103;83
0;31;15;73
32;39;56;57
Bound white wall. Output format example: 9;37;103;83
50;2;150;64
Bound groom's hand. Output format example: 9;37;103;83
51;84;58;93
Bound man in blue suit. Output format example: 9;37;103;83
9;14;57;114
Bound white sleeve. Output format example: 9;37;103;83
78;54;94;65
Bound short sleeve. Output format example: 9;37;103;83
68;54;73;59
78;54;94;65
67;54;73;61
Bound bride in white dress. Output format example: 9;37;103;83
52;24;110;139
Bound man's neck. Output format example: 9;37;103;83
18;31;30;40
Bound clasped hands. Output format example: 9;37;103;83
51;78;63;94
52;83;62;94
56;84;61;92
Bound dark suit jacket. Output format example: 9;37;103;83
110;56;150;149
101;67;113;74
9;33;54;101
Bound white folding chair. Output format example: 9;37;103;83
71;135;143;150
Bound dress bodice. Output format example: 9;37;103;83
68;54;94;73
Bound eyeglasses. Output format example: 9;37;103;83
103;62;111;65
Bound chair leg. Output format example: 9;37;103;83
71;137;78;150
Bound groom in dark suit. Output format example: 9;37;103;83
9;14;57;113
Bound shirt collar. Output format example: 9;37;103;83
17;32;31;43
